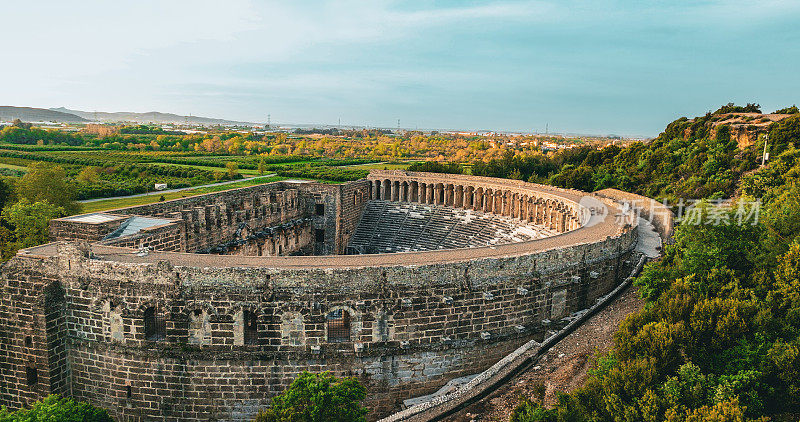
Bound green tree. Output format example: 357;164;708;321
0;178;12;210
226;161;239;178
509;397;557;422
76;166;101;183
258;157;266;175
253;371;368;422
774;105;799;114
2;199;65;249
15;162;80;214
0;395;113;422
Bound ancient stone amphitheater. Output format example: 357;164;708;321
0;170;652;421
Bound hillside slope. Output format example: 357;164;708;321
0;106;87;123
50;107;253;126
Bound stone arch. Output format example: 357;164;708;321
401;181;409;202
383;179;391;200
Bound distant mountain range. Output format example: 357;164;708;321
49;107;254;125
0;106;89;123
0;105;255;126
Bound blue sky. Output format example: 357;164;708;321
2;0;799;137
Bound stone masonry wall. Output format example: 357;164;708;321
99;221;186;252
49;215;128;243
594;188;674;242
49;180;370;257
0;225;636;421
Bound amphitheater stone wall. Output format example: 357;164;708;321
594;188;674;242
3;171;639;421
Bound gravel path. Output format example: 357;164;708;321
444;285;644;422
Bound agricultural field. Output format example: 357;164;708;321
0;121;604;207
0;127;387;202
80;175;287;213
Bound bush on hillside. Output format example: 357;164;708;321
0;395;113;422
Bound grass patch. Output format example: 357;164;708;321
0;162;28;172
346;162;411;170
80;175;293;213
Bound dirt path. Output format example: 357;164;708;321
444;285;644;422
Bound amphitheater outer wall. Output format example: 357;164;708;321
1;172;638;421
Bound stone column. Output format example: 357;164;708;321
510;193;518;218
455;186;463;208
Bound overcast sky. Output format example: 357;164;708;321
2;0;799;136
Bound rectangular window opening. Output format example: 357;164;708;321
144;307;166;341
327;309;351;343
26;366;37;386
244;310;258;345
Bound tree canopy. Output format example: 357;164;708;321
0;395;113;422
15;162;80;214
253;371;368;422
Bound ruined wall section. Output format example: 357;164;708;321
0;250;71;410
50;181;369;257
99;221;185;252
594;188;674;242
49;214;128;242
2;225;635;420
296;180;371;255
114;184;306;254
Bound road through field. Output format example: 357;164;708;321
78;174;276;203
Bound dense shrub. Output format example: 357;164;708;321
406;161;463;174
0;395;113;422
253;371;368;422
506;107;800;421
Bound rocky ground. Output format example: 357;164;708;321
444;284;645;422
